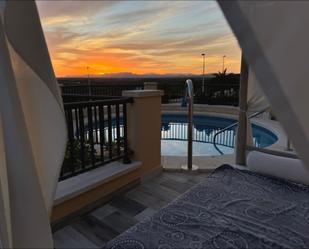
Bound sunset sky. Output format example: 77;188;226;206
37;1;241;77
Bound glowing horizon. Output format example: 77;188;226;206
37;1;241;77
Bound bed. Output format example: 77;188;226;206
104;164;309;249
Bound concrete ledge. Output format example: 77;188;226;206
162;154;235;172
122;90;164;98
162;104;239;117
54;161;141;205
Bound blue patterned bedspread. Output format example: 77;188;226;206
104;165;309;249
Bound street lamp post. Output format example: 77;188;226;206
222;55;226;72
201;53;206;93
87;66;91;96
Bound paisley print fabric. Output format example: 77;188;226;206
104;165;309;249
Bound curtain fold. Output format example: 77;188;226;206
218;1;309;168
0;116;11;248
247;68;269;113
0;1;67;248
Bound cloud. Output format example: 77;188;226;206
37;0;119;28
37;1;241;76
104;6;167;26
37;1;117;19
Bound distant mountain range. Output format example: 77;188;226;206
58;72;215;79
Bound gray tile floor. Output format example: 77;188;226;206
53;171;209;248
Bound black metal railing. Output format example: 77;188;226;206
62;94;121;103
61;84;143;97
60;97;133;181
158;83;239;105
61;83;239;106
158;84;185;103
161;122;263;152
161;122;237;148
195;84;239;106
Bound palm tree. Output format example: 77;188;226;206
214;68;228;82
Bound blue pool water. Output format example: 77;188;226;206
161;114;278;156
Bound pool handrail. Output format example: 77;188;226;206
213;108;269;155
186;79;194;170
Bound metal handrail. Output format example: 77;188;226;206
213;108;269;155
185;79;194;170
63;97;133;108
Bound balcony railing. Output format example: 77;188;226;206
61;84;143;97
62;94;121;103
195;84;239;106
60;83;239;106
60;97;133;181
158;83;239;105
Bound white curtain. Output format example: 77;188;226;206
246;68;270;145
218;1;309;168
247;68;269;113
0;1;66;248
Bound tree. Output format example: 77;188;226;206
214;69;228;83
212;69;240;85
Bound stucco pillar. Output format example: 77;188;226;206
122;90;163;174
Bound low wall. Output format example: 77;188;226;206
51;90;163;224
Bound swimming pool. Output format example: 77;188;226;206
161;114;278;156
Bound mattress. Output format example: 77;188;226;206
104;164;309;249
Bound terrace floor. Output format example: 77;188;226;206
53;171;210;248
